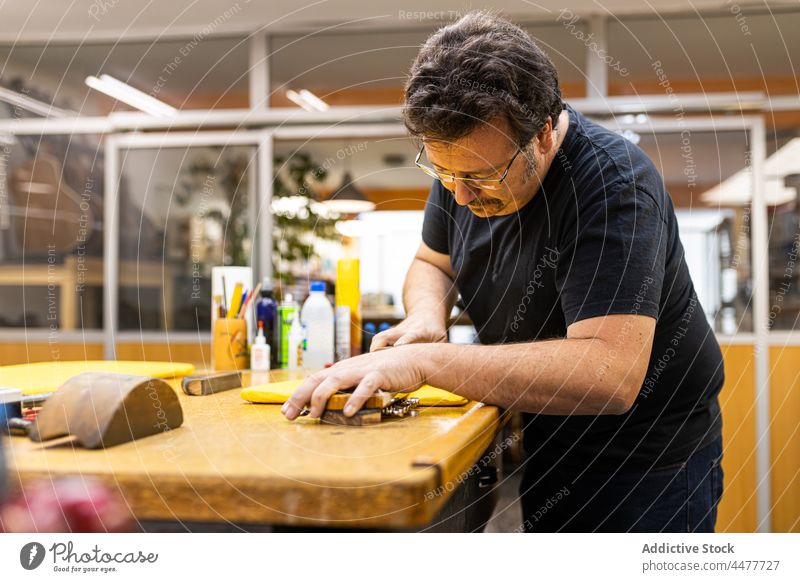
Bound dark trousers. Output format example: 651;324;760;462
520;436;724;532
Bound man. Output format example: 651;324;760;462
283;12;724;533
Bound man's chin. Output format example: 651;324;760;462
468;204;504;217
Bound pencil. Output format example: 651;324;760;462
227;282;244;319
221;275;229;317
238;282;261;318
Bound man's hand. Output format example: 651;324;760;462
281;344;428;420
369;315;448;351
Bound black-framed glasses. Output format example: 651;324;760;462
414;144;521;191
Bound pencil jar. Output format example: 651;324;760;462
213;318;249;371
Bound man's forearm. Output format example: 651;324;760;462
418;339;641;415
402;258;458;327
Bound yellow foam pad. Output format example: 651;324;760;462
0;360;196;395
241;379;468;407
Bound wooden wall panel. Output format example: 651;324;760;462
715;343;758;532
363;188;428;211
0;342;104;365
769;346;800;532
114;342;210;366
0;342;209;366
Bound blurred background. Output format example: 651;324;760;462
0;0;798;532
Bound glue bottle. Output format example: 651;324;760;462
251;321;271;371
278;293;298;369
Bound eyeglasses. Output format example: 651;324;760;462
414;144;521;191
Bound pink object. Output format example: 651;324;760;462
0;477;133;533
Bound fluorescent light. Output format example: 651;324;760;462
18;181;56;194
285;88;329;112
285;89;316;112
0;87;73;118
85;74;177;117
298;89;329;111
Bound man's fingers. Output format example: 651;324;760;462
282;373;326;420
344;372;383;416
370;328;402;351
393;333;422;346
308;374;356;418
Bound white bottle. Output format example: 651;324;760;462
288;313;305;371
301;280;334;369
250;322;271;371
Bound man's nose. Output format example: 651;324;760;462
453;181;478;206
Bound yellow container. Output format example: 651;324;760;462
335;259;362;356
213;318;249;371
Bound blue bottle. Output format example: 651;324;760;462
255;278;278;368
362;322;376;353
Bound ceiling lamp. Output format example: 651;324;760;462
85;74;177;117
285;89;329;112
322;172;375;214
0;87;73;118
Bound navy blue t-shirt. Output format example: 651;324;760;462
421;104;724;472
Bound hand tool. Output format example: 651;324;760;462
298;389;420;426
182;371;242;396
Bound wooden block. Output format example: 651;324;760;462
29;372;183;448
182;371;242;396
325;390;393;411
320;409;382;426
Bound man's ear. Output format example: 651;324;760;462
536;118;554;154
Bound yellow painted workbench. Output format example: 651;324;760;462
3;370;504;531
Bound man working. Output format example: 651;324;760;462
283;11;725;533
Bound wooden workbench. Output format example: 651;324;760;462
3;371;504;531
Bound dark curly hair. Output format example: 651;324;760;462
403;11;563;148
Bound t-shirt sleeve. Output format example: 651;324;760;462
421;181;451;255
555;180;667;326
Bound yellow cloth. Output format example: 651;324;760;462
0;360;196;395
241;379;468;407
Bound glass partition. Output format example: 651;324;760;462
117;144;256;332
626;126;753;334
765;129;800;331
0;133;104;329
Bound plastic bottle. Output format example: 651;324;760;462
301;281;334;369
278;293;299;369
288;314;305;371
250;322;271;371
255;278;278;368
334;306;350;362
